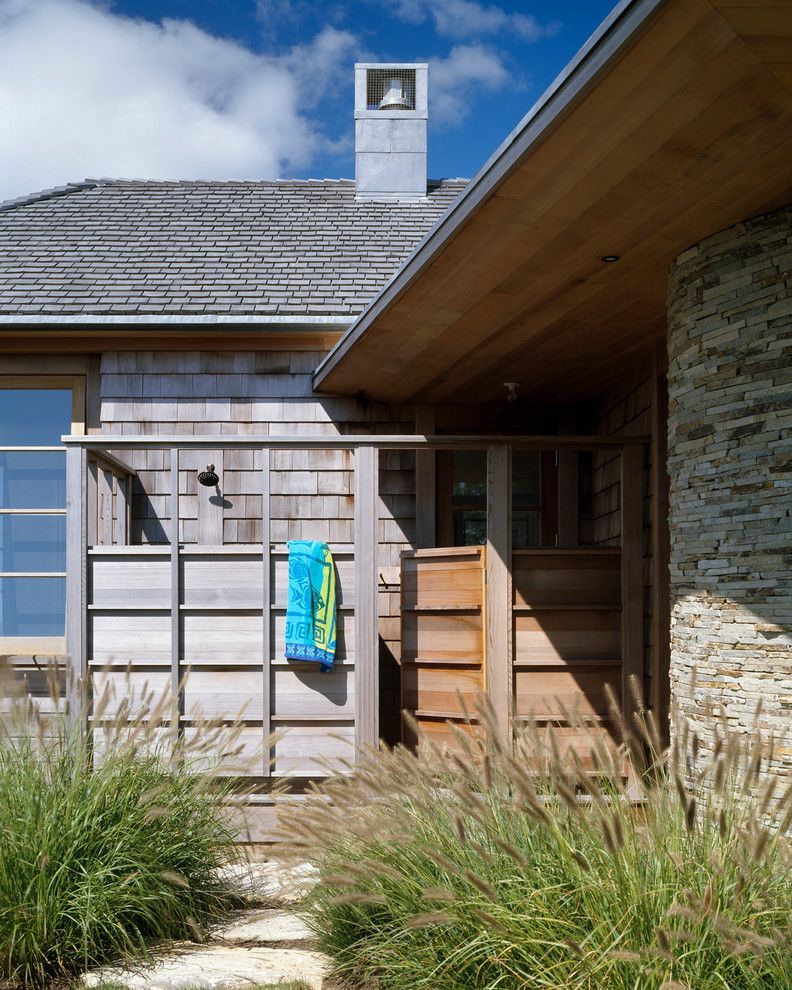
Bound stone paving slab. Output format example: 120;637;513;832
83;945;327;990
224;861;320;906
82;864;327;990
211;909;314;944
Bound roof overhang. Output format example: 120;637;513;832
314;0;792;403
0;314;351;352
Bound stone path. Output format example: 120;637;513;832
83;862;329;990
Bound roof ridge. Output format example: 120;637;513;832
0;176;469;210
0;180;102;213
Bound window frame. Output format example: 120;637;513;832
0;375;85;655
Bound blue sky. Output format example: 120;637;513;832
0;0;615;200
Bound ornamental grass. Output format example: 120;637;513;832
285;685;792;990
0;665;254;987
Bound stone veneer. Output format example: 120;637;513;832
667;204;792;786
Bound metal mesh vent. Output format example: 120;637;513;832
366;68;416;110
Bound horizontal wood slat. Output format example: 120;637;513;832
401;546;486;749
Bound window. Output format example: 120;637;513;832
0;380;83;641
449;450;542;548
511;451;541;548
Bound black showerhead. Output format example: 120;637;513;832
198;463;219;487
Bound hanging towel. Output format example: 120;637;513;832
284;540;337;673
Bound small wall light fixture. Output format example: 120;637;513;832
504;381;521;403
601;254;620;263
198;463;219;487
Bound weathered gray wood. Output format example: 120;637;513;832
115;476;129;546
620;444;644;728
170;449;182;737
86;459;99;547
415;405;436;548
101;469;114;546
273;724;355;777
197;449;224;545
91;555;170;608
261;449;272;777
486;444;512;746
92;449;138;477
86;355;102;434
63;434;650;450
65;445;87;722
354;445;379;750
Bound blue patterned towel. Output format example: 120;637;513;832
284;540;337;673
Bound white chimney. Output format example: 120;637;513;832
354;63;428;201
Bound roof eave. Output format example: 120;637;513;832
312;0;669;395
0;314;352;329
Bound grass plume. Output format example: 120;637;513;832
0;663;263;987
284;690;792;990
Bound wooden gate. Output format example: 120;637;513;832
401;546;624;756
400;546;486;747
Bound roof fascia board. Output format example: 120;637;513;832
313;0;669;392
0;314;351;328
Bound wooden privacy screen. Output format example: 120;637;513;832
88;545;357;779
513;548;622;763
400;547;486;747
401;546;622;759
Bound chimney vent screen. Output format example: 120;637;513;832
366;68;416;110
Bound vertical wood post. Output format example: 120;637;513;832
197;449;223;545
114;475;128;546
486;443;512;747
415;405;436;548
101;469;114;546
261;448;272;777
354;444;379;751
65;445;87;724
169;449;182;743
620;444;644;727
86;458;98;548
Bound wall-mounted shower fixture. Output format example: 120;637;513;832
197;463;219;487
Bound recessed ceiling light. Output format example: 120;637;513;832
601;254;620;263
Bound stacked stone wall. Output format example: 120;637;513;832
667;205;792;787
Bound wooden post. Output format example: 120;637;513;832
261;448;272;777
354;444;379;751
415;405;436;548
486;443;512;747
86;458;99;548
115;475;129;546
101;469;114;546
169;449;182;743
620;444;644;728
65;445;87;724
197;449;223;545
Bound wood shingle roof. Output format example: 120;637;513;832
0;178;466;319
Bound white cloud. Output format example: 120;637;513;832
0;0;357;201
430;44;509;129
394;0;561;41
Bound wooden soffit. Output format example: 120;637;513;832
315;0;792;403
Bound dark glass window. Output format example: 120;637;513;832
0;388;71;637
511;451;541;549
451;451;487;546
450;450;542;548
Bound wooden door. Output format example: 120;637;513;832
400;547;486;749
